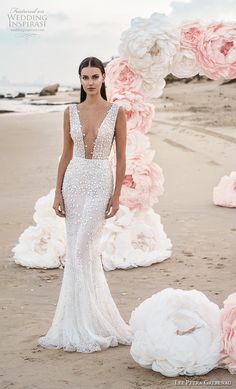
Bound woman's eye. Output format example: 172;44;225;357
82;75;99;80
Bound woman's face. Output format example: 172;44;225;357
80;66;105;95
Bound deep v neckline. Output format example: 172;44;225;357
75;103;114;159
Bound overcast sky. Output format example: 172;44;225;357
0;0;236;86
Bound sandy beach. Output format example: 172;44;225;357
0;79;235;389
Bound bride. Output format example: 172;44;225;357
37;56;133;353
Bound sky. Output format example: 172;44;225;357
0;0;236;86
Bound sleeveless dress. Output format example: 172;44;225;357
37;102;133;353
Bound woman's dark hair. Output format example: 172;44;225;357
78;57;107;102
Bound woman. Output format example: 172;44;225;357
37;56;133;353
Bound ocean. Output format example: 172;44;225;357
0;83;76;96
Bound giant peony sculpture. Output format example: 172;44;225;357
129;288;236;377
213;171;236;208
129;288;222;377
12;13;236;269
12;189;66;268
218;293;236;374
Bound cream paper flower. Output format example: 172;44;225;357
12;189;66;268
118;12;179;97
213;171;236;208
170;48;200;78
129;288;221;377
101;205;172;270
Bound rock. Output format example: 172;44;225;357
0;110;16;114
39;83;60;96
15;92;25;98
221;78;236;85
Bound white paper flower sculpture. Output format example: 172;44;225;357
170;48;200;78
118;12;179;98
12;189;66;268
213;171;236;208
101;205;172;270
129;288;221;377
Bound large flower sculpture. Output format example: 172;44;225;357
171;48;200;78
119;153;164;210
118;12;179;97
129;288;221;377
12;189;66;268
213;171;236;208
109;88;155;133
100;205;172;270
196;22;236;80
105;57;142;93
170;21;203;78
180;20;203;52
218;293;236;374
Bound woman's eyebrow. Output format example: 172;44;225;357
82;73;100;76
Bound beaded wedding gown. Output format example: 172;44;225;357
38;102;133;352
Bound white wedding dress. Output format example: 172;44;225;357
38;102;133;352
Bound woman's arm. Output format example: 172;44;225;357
53;107;73;217
105;105;127;219
113;105;127;198
55;107;73;194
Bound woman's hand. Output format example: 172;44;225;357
53;191;66;217
105;194;119;219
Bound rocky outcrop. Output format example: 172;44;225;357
39;83;59;96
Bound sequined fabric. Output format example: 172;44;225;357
38;102;133;353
